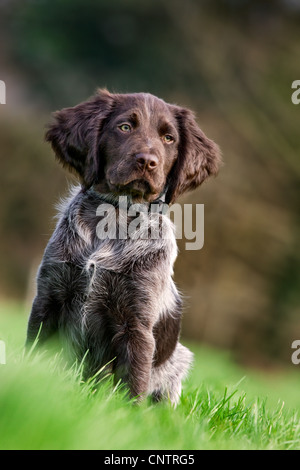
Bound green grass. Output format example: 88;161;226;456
0;302;300;450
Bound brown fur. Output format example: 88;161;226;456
27;90;221;403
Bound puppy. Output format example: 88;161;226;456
26;89;221;404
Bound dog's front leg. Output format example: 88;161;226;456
112;322;155;401
26;294;59;349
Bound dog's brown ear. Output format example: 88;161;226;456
45;89;114;188
165;106;222;204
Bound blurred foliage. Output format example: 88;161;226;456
0;114;68;297
0;0;300;364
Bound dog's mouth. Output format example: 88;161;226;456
123;179;151;194
109;179;161;201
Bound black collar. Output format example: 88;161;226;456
148;192;169;215
89;187;169;215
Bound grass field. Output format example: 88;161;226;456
0;302;300;450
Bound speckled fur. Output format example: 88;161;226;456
26;90;221;403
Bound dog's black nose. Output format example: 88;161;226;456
136;153;158;171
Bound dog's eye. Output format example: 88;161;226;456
118;123;132;133
162;134;174;144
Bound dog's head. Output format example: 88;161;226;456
46;89;221;203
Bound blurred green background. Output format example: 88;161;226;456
0;0;299;368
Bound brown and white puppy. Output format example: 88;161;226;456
26;89;221;404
